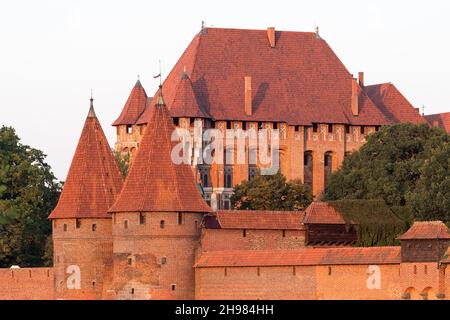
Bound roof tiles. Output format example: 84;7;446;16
425;112;450;134
137;28;390;126
397;221;450;240
364;83;426;125
303;202;347;225
108;87;212;213
49;100;124;219
112;80;148;126
195;247;401;267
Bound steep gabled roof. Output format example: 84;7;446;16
425;112;450;134
137;27;390;126
109;87;212;213
364;83;426;125
112;80;148;126
303;202;348;225
49;99;124;219
203;210;305;230
195;247;401;267
397;221;450;240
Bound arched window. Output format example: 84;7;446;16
304;151;313;191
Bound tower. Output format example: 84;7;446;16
108;86;212;300
49;97;123;300
112;79;148;157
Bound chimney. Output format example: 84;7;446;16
267;27;275;48
245;76;252;116
358;72;364;87
351;78;359;116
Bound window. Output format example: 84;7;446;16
257;267;261;276
171;284;176;291
324;152;333;187
127;258;133;266
190;118;195;126
424;265;428;275
312;123;318;133
76;219;81;229
328;267;332;276
345;125;350;134
361;126;365;135
258;122;263;129
124;220;128;229
131;288;135;295
242;122;247;130
243;229;247;237
248;165;258;181
126;125;133;134
160;220;165;229
414;265;417;275
282;230;286;238
304;151;313;191
273;122;278;129
224;166;233;188
328;124;333;133
294;125;300;132
226;121;232;130
178;212;184;225
211;121;215;129
173;117;179;126
139;212;145;225
63;224;67;232
161;257;167;265
198;165;211;188
92;281;96;288
92;224;97;232
224;268;228;276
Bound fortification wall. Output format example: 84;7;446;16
200;229;306;252
0;268;54;300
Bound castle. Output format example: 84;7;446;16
1;27;450;300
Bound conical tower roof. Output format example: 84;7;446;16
49;98;124;219
109;86;212;213
112;80;148;126
170;72;209;118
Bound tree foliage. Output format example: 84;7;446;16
0;126;61;267
113;150;130;178
231;171;313;211
323;123;450;221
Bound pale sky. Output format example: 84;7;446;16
1;0;449;180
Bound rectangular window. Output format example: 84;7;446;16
171;284;176;291
126;125;133;134
139;212;145;225
226;121;232;130
224;166;233;188
173;117;179;126
273;122;278;129
295;125;300;132
243;229;247;237
63;224;67;232
160;220;165;229
345;125;350;134
177;212;183;225
328;124;333;133
76;219;81;229
361;126;365;135
92;224;97;232
124;220;128;229
242;122;247;130
313;123;318;133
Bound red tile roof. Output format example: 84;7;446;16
169;72;210;118
364;83;426;125
397;221;450;240
205;210;305;230
112;80;148;126
49;101;124;219
303;202;347;225
195;247;401;267
108;87;212;213
425;112;450;134
136;27;390;126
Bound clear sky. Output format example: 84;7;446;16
1;0;449;180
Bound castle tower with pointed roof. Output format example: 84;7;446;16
108;86;211;300
112;79;149;159
49;97;123;300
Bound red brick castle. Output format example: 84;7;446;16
0;27;449;300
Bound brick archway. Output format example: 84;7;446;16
403;287;420;300
421;287;437;300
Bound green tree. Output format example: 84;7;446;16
231;171;313;211
0;126;61;267
113;150;130;178
323;123;450;221
406;142;450;221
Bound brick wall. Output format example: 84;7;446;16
52;218;113;300
200;229;306;252
110;211;204;300
0;268;54;300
